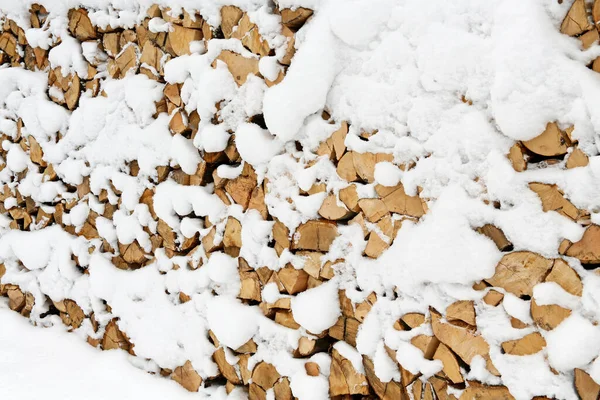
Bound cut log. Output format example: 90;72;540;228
401;313;426;329
411;335;440;360
168;25;203;56
433;343;464;384
252;362;280;390
214;50;260;86
375;184;425;217
59;299;85;329
364;215;393;259
278;264;309;294
508;143;526;172
530;299;571;330
545;259;582;296
292;220;338;252
353;152;393;183
528;183;579;221
7;286;25;312
220;6;244;38
430;309;498;375
305;362;320;376
580;28;599;49
566;147;589;169
337;152;359;182
459;382;514;400
280;7;313;30
115;44;139;78
239;271;261;302
68;9;97;41
172;360;202;392
102;319;132;352
522;122;570;157
223;217;242;248
329;348;370;396
232;14;270;56
225;175;256;209
214;347;241;384
565;225;600;264
575;368;600;400
318;194;354;220
477;224;512;251
446;300;476;326
249;383;266;400
339;184;360;213
273;378;292;400
297;251;322;279
560;0;593;36
501;332;546;356
485;252;554;298
362;356;407;399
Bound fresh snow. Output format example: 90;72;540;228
0;0;598;399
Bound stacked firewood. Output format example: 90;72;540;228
0;1;600;399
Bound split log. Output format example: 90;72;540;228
560;0;592;36
220;6;244;38
358;198;388;223
68;9;97;41
508;143;526;172
594;0;600;25
362;356;407;399
318;194;354;220
433;343;464;384
401;313;426;329
172;360;202;392
375;184;425;217
530;299;571;330
580;28;599;49
477;224;512;251
274;377;293;400
305;362;320;376
252;362;280;390
566;147;589;169
329;348;370;397
501;332;546;356
167;25;203;56
278;264;309;294
575;368;600;400
430;309;498;376
459;382;514;400
485;252;554;298
545;259;582;296
446;300;476;326
213;50;260;86
292;220;338;252
411;335;440;360
214;347;242;384
57;299;85;329
280;7;313;30
231;14;270;56
565;225;600;264
239;271;261;302
522;122;570;157
353;152;393;183
102;319;132;352
528;183;579;221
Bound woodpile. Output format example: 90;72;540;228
0;1;598;399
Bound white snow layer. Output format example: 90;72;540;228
0;0;598;399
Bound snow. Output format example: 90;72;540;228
0;301;197;400
291;279;340;334
0;0;599;398
546;314;600;373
